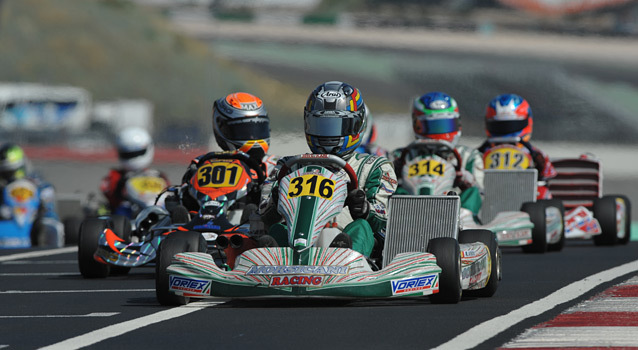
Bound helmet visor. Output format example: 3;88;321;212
119;149;147;160
305;111;363;137
221;117;270;140
487;119;527;136
415;117;459;135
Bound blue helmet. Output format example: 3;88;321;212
412;92;462;147
485;93;533;142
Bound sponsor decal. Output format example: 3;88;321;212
270;275;324;287
246;265;348;275
373;203;386;216
469;271;483;286
500;229;532;240
381;174;398;185
169;276;212;295
320;91;343;99
391;275;437;295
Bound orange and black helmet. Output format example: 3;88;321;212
212;92;270;160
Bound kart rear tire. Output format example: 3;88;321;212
30;218;46;247
427;237;462;304
108;215;132;276
78;218;110;278
593;195;620;246
545;199;565;252
156;231;207;306
63;216;83;246
521;201;547;254
615;195;632;245
458;229;500;298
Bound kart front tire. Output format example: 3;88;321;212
521;201;548;253
156;231;206;306
169;205;190;225
545;199;565;252
593;195;621;246
427;237;462;304
78;218;110;278
458;229;500;298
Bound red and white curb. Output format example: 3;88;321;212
501;275;638;349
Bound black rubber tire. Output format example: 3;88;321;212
545;199;566;252
30;217;46;247
521;201;548;253
458;229;500;298
427;237;462;304
615;195;632;245
108;215;133;275
169;205;190;225
63;216;83;246
156;231;207;306
78;218;110;278
593;195;620;246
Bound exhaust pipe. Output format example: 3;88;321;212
216;235;229;249
230;235;243;249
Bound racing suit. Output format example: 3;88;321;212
392;144;484;216
261;152;397;257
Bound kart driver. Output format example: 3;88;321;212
0;142;64;246
259;81;398;257
175;92;278;216
392;92;483;217
100;127;170;217
477;93;557;184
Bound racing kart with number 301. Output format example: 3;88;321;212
157;154;500;305
78;151;265;278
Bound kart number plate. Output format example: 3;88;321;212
197;162;244;188
287;174;335;200
484;146;532;170
9;186;35;202
128;176;167;194
408;159;445;178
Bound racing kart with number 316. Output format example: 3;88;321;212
157;154;500;305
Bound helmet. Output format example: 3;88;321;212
304;81;366;157
0;143;27;182
116;127;154;171
212;92;270;160
485;93;533;142
412;92;461;147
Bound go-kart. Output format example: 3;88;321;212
398;139;559;253
157;154;500;305
0;178;64;248
63;169;169;246
78;151;265;278
547;154;631;245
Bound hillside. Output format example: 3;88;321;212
0;0;302;144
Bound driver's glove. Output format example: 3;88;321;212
454;169;476;192
345;189;369;220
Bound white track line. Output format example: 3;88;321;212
2;260;77;264
433;259;638;350
0;289;154;294
39;300;227;350
0;247;77;262
0;312;119;319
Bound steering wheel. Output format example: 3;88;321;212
400;139;463;173
196;151;267;186
276;154;358;192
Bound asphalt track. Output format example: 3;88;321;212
1;239;637;349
